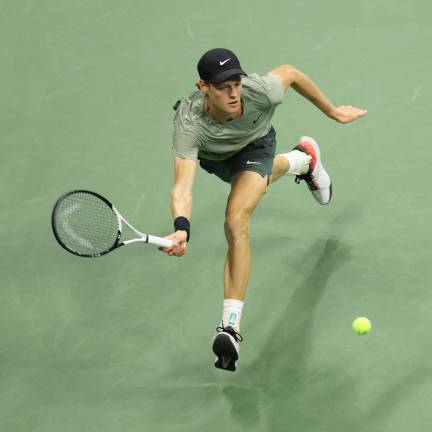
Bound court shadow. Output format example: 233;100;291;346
245;237;351;387
241;237;355;429
368;357;432;428
222;384;261;428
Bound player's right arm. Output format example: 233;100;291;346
160;155;197;257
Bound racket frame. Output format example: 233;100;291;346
51;190;173;258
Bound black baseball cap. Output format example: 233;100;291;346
197;48;247;85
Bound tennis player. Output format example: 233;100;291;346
160;48;367;372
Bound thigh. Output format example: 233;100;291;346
226;171;268;217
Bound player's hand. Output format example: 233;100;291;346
330;105;368;123
159;230;188;257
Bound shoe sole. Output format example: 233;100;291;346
213;333;238;372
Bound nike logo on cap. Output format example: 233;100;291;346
219;58;231;65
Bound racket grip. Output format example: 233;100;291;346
147;235;173;248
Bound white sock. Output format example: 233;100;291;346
280;150;311;176
221;299;244;332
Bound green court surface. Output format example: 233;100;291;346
1;1;432;431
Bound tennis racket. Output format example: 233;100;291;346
51;190;173;257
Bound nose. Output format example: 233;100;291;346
228;87;238;98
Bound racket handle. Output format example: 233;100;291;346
147;235;174;248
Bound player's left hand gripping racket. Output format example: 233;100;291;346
51;190;173;257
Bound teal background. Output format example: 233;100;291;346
1;0;431;431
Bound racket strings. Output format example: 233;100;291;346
54;192;119;255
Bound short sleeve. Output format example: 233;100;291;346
242;73;285;110
172;100;200;160
172;129;199;160
261;74;285;107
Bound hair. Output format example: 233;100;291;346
195;74;242;90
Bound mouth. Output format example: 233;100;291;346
228;100;239;108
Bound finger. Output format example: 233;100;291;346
163;245;181;256
351;107;368;115
174;245;187;257
352;109;368;118
176;245;187;255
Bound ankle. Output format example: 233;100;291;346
281;150;311;176
221;299;244;332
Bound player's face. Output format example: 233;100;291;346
207;79;243;114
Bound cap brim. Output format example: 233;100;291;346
210;68;247;84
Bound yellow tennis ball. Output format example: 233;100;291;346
352;317;372;335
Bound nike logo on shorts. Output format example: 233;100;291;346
246;160;261;165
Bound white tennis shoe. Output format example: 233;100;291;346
293;136;332;205
213;325;242;372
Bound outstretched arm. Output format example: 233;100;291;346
160;155;196;257
268;64;367;123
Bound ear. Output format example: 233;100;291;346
198;79;210;94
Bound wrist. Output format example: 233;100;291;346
174;216;190;242
175;230;188;242
327;106;337;120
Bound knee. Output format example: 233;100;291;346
224;210;251;244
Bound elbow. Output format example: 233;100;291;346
281;63;295;71
281;64;298;79
271;64;299;89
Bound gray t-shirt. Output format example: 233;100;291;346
172;73;284;161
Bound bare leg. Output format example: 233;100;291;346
223;171;268;300
270;155;290;184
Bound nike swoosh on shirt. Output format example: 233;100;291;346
219;58;231;65
253;112;263;124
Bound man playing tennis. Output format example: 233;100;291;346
160;48;367;372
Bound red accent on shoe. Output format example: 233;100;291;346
296;140;317;172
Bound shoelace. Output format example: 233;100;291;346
216;325;243;342
295;174;318;191
293;145;318;190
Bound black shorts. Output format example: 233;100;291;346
199;127;276;184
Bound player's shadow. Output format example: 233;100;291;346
250;237;350;377
220;237;351;428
